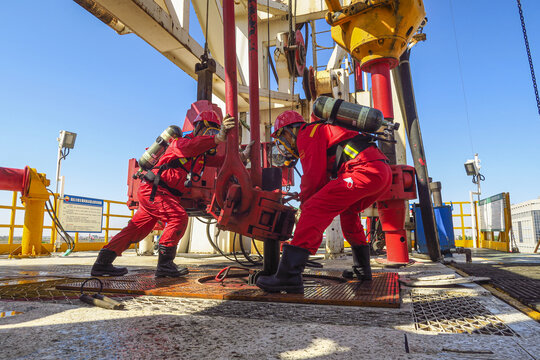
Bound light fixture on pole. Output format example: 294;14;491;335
464;153;484;248
55;130;77;252
55;130;77;195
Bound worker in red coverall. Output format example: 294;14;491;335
256;110;392;293
91;111;236;278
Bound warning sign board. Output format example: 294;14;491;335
59;195;103;233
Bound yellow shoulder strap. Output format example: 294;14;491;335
309;123;321;138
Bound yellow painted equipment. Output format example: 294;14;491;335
325;0;426;69
7;168;51;258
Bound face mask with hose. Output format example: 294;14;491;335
272;125;301;169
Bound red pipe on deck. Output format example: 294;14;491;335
0;167;29;193
247;0;262;188
364;59;394;120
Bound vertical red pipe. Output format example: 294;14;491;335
367;59;394;119
378;199;409;264
223;0;239;151
354;61;363;92
216;0;253;213
247;0;262;188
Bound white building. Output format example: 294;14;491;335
511;198;540;253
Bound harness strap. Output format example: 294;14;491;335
144;170;183;202
166;157;190;173
327;134;375;179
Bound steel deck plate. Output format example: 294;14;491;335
451;263;540;311
56;269;400;308
411;291;518;336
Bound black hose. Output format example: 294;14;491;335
45;190;75;251
237;232;262;266
202;219;261;267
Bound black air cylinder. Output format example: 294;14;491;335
312;96;384;133
138;125;182;171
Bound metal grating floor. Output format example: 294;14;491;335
411;292;518;336
451;263;540;311
0;278;86;303
56;269;400;308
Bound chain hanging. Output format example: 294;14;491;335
517;0;540;117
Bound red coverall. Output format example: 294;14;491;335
104;135;220;255
291;123;392;254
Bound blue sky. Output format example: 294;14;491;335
1;0;539;214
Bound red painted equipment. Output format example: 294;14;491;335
361;54;416;264
0;167;30;195
376;165;416;264
247;0;262;188
362;59;395;120
126;1;296;266
0;166;51;257
354;61;363;92
212;0;296;275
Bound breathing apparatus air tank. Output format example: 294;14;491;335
312;96;398;133
138;125;182;171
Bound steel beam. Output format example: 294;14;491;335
84;0;297;111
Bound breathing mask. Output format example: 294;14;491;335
194;120;220;155
195;120;220;137
271;146;297;168
274;126;299;160
272;127;299;168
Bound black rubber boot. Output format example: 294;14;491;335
342;245;372;280
155;245;189;278
256;244;310;294
91;248;128;277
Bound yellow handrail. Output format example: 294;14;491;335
0;191;134;254
0;191;479;253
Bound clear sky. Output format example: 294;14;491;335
1;0;539;214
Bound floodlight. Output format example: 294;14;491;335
58;130;77;149
464;160;478;176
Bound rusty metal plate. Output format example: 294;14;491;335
411;292;518;336
57;269;400;308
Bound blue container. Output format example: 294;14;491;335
414;205;455;255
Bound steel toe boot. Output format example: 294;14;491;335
256;244;310;294
91;248;128;277
342;244;372;280
155;245;189;278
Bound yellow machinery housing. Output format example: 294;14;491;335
0;167;52;258
11;168;51;257
325;0;426;68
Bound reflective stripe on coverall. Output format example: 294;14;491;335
104;135;220;255
291;123;392;255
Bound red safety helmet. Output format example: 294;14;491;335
272;110;305;137
193;110;221;127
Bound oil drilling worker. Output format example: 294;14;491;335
256;110;392;294
91;111;236;278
